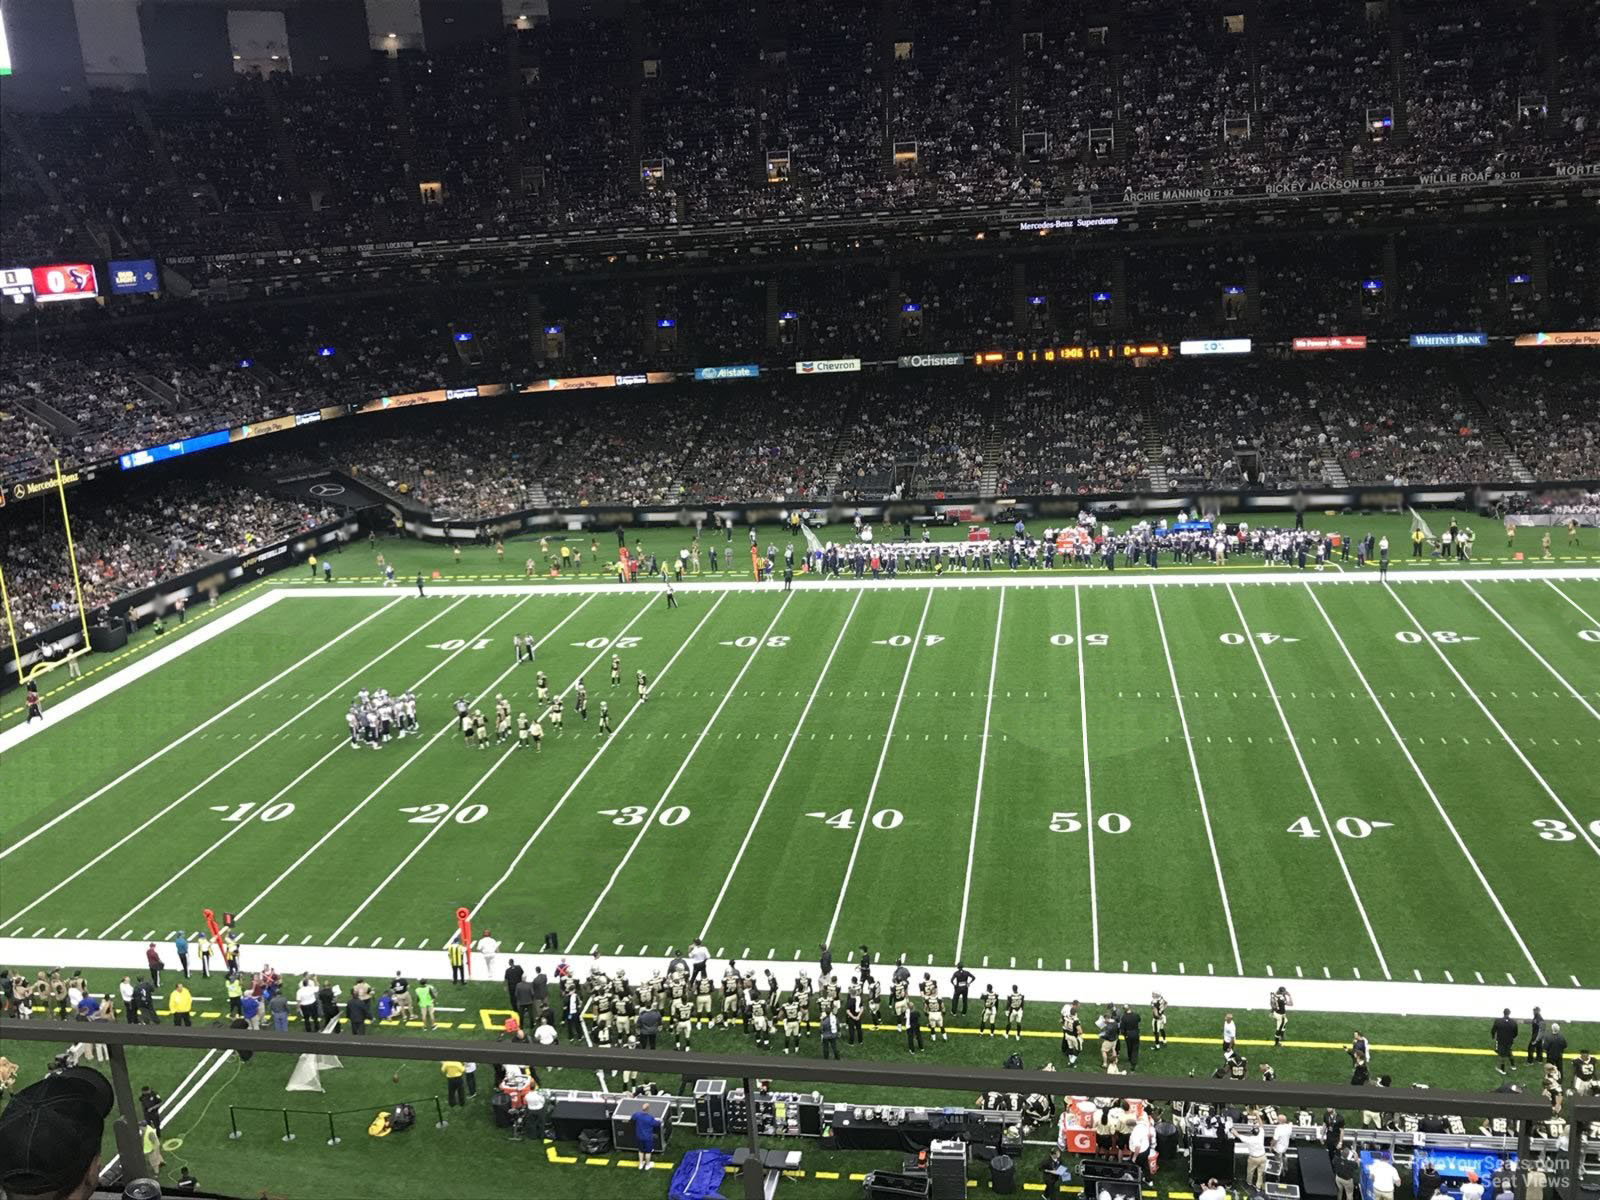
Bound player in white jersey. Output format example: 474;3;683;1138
345;707;361;747
529;716;544;752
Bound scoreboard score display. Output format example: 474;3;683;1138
2;263;101;303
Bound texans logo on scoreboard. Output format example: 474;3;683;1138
68;267;90;290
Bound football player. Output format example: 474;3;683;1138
610;655;621;686
575;679;589;719
598;701;612;734
550;696;564;733
1005;986;1025;1039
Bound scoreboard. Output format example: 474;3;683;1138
2;263;100;303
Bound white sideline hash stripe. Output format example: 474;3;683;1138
1;592;398;851
3;935;1596;1023
1464;582;1600;722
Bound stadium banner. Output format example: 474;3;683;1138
794;358;862;375
1179;338;1252;356
6;464;104;503
1409;332;1487;348
694;364;760;380
1118;164;1597;206
1017;215;1120;232
1514;330;1600;347
31;263;99;303
520;372;671;393
118;428;231;470
1292;335;1368;351
613;373;650;386
107;259;160;295
358;383;512;412
897;352;966;368
229;415;296;441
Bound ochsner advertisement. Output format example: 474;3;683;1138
794;358;861;374
897;352;966;368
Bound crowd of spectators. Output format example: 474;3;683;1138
994;376;1146;496
0;479;334;636
4;0;1596;260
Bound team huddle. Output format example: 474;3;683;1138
448;653;646;750
344;688;419;748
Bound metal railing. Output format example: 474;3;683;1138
224;1095;447;1145
4;1019;1589;1200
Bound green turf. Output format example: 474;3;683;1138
4;567;1598;983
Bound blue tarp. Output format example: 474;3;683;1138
669;1149;733;1200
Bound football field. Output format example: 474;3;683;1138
4;569;1599;1001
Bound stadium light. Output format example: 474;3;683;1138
317;347;335;357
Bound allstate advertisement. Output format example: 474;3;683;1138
694;364;760;380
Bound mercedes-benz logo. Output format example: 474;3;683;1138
309;482;346;498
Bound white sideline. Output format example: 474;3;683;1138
245;566;1600;601
0;590;289;757
2;935;1595;1023
0;594;404;866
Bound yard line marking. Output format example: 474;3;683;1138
1385;584;1600;859
1464;583;1600;722
1074;587;1101;971
231;593;563;922
1305;585;1547;984
320;593;630;941
1544;579;1600;627
954;589;1005;965
1;594;408;861
88;598;480;937
568;594;793;949
699;591;863;938
826;588;934;946
468;595;728;926
1149;587;1243;974
3;598;468;928
1226;584;1390;979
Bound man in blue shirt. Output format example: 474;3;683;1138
631;1107;661;1171
174;934;190;979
